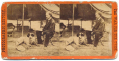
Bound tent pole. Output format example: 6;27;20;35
30;21;31;29
22;4;24;37
72;4;74;37
81;8;84;30
81;18;82;29
17;19;18;31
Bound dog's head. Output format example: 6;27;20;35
77;32;85;38
77;32;87;44
27;32;37;45
27;33;35;40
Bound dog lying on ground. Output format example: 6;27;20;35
16;32;37;51
65;32;87;51
66;32;87;46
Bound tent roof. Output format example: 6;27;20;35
60;4;96;20
7;4;46;20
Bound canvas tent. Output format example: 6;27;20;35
7;4;60;36
7;4;111;36
7;4;46;20
60;4;111;30
60;4;111;20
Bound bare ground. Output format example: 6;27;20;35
7;31;112;56
7;38;112;56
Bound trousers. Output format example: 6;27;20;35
43;31;54;47
36;31;43;44
86;31;92;44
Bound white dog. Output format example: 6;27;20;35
16;33;37;51
66;32;87;46
65;32;87;51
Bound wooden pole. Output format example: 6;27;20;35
17;19;18;31
22;4;24;37
81;18;82;29
72;4;74;37
81;8;84;30
30;21;31;29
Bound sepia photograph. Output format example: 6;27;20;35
7;3;112;56
59;4;112;56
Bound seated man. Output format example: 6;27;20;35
92;13;105;47
43;13;55;47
